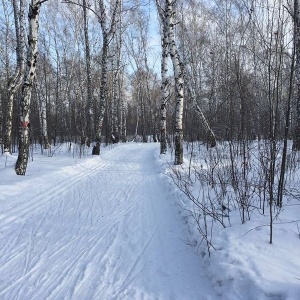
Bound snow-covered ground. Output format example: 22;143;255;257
158;143;300;300
1;142;300;300
0;143;219;300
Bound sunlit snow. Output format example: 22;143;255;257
0;142;299;299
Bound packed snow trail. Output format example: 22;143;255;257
0;143;219;300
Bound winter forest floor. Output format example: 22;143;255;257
0;143;220;300
0;142;300;300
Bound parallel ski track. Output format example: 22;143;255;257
0;145;142;299
0;148;124;230
0;143;219;300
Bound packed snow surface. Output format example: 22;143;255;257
1;142;300;300
0;143;220;300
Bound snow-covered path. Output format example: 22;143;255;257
0;143;219;300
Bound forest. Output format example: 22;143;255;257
1;0;300;238
0;0;299;164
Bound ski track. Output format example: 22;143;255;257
0;143;219;300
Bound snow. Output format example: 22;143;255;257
0;143;219;300
157;143;300;300
1;142;300;299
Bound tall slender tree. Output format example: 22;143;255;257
94;0;120;154
166;0;184;164
83;0;93;147
156;0;170;154
293;0;300;150
4;0;25;154
15;0;47;175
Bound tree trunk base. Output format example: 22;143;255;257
92;142;100;155
174;129;183;165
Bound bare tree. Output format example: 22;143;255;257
293;0;300;150
93;0;120;154
156;0;170;154
4;0;25;154
15;0;48;175
36;55;50;151
110;0;123;144
83;0;93;147
160;0;184;164
156;0;184;163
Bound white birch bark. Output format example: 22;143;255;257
96;30;108;144
95;0;120;153
40;96;49;150
120;89;127;142
165;0;184;164
117;2;126;143
119;69;127;142
83;0;93;147
15;0;43;175
4;0;25;154
37;78;49;150
113;0;123;143
156;1;170;153
160;29;169;153
293;0;300;150
185;79;216;147
111;34;119;143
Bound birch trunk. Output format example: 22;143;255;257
156;0;169;153
95;0;120;153
112;0;123;143
186;82;216;147
40;99;49;149
36;79;49;150
111;35;120;143
293;0;300;150
4;0;25;153
195;104;216;147
83;0;93;147
159;13;169;154
15;0;42;175
120;70;127;142
166;0;184;164
96;32;108;145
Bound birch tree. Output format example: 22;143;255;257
293;0;300;150
119;73;127;142
166;0;184;164
83;0;93;147
4;0;25;154
15;0;47;175
110;0;123;143
36;63;50;151
94;0;120;154
159;18;169;154
156;0;184;162
156;0;169;153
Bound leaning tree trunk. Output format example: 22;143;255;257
293;0;300;150
186;82;216;147
166;0;184;164
15;0;42;175
4;0;25;154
